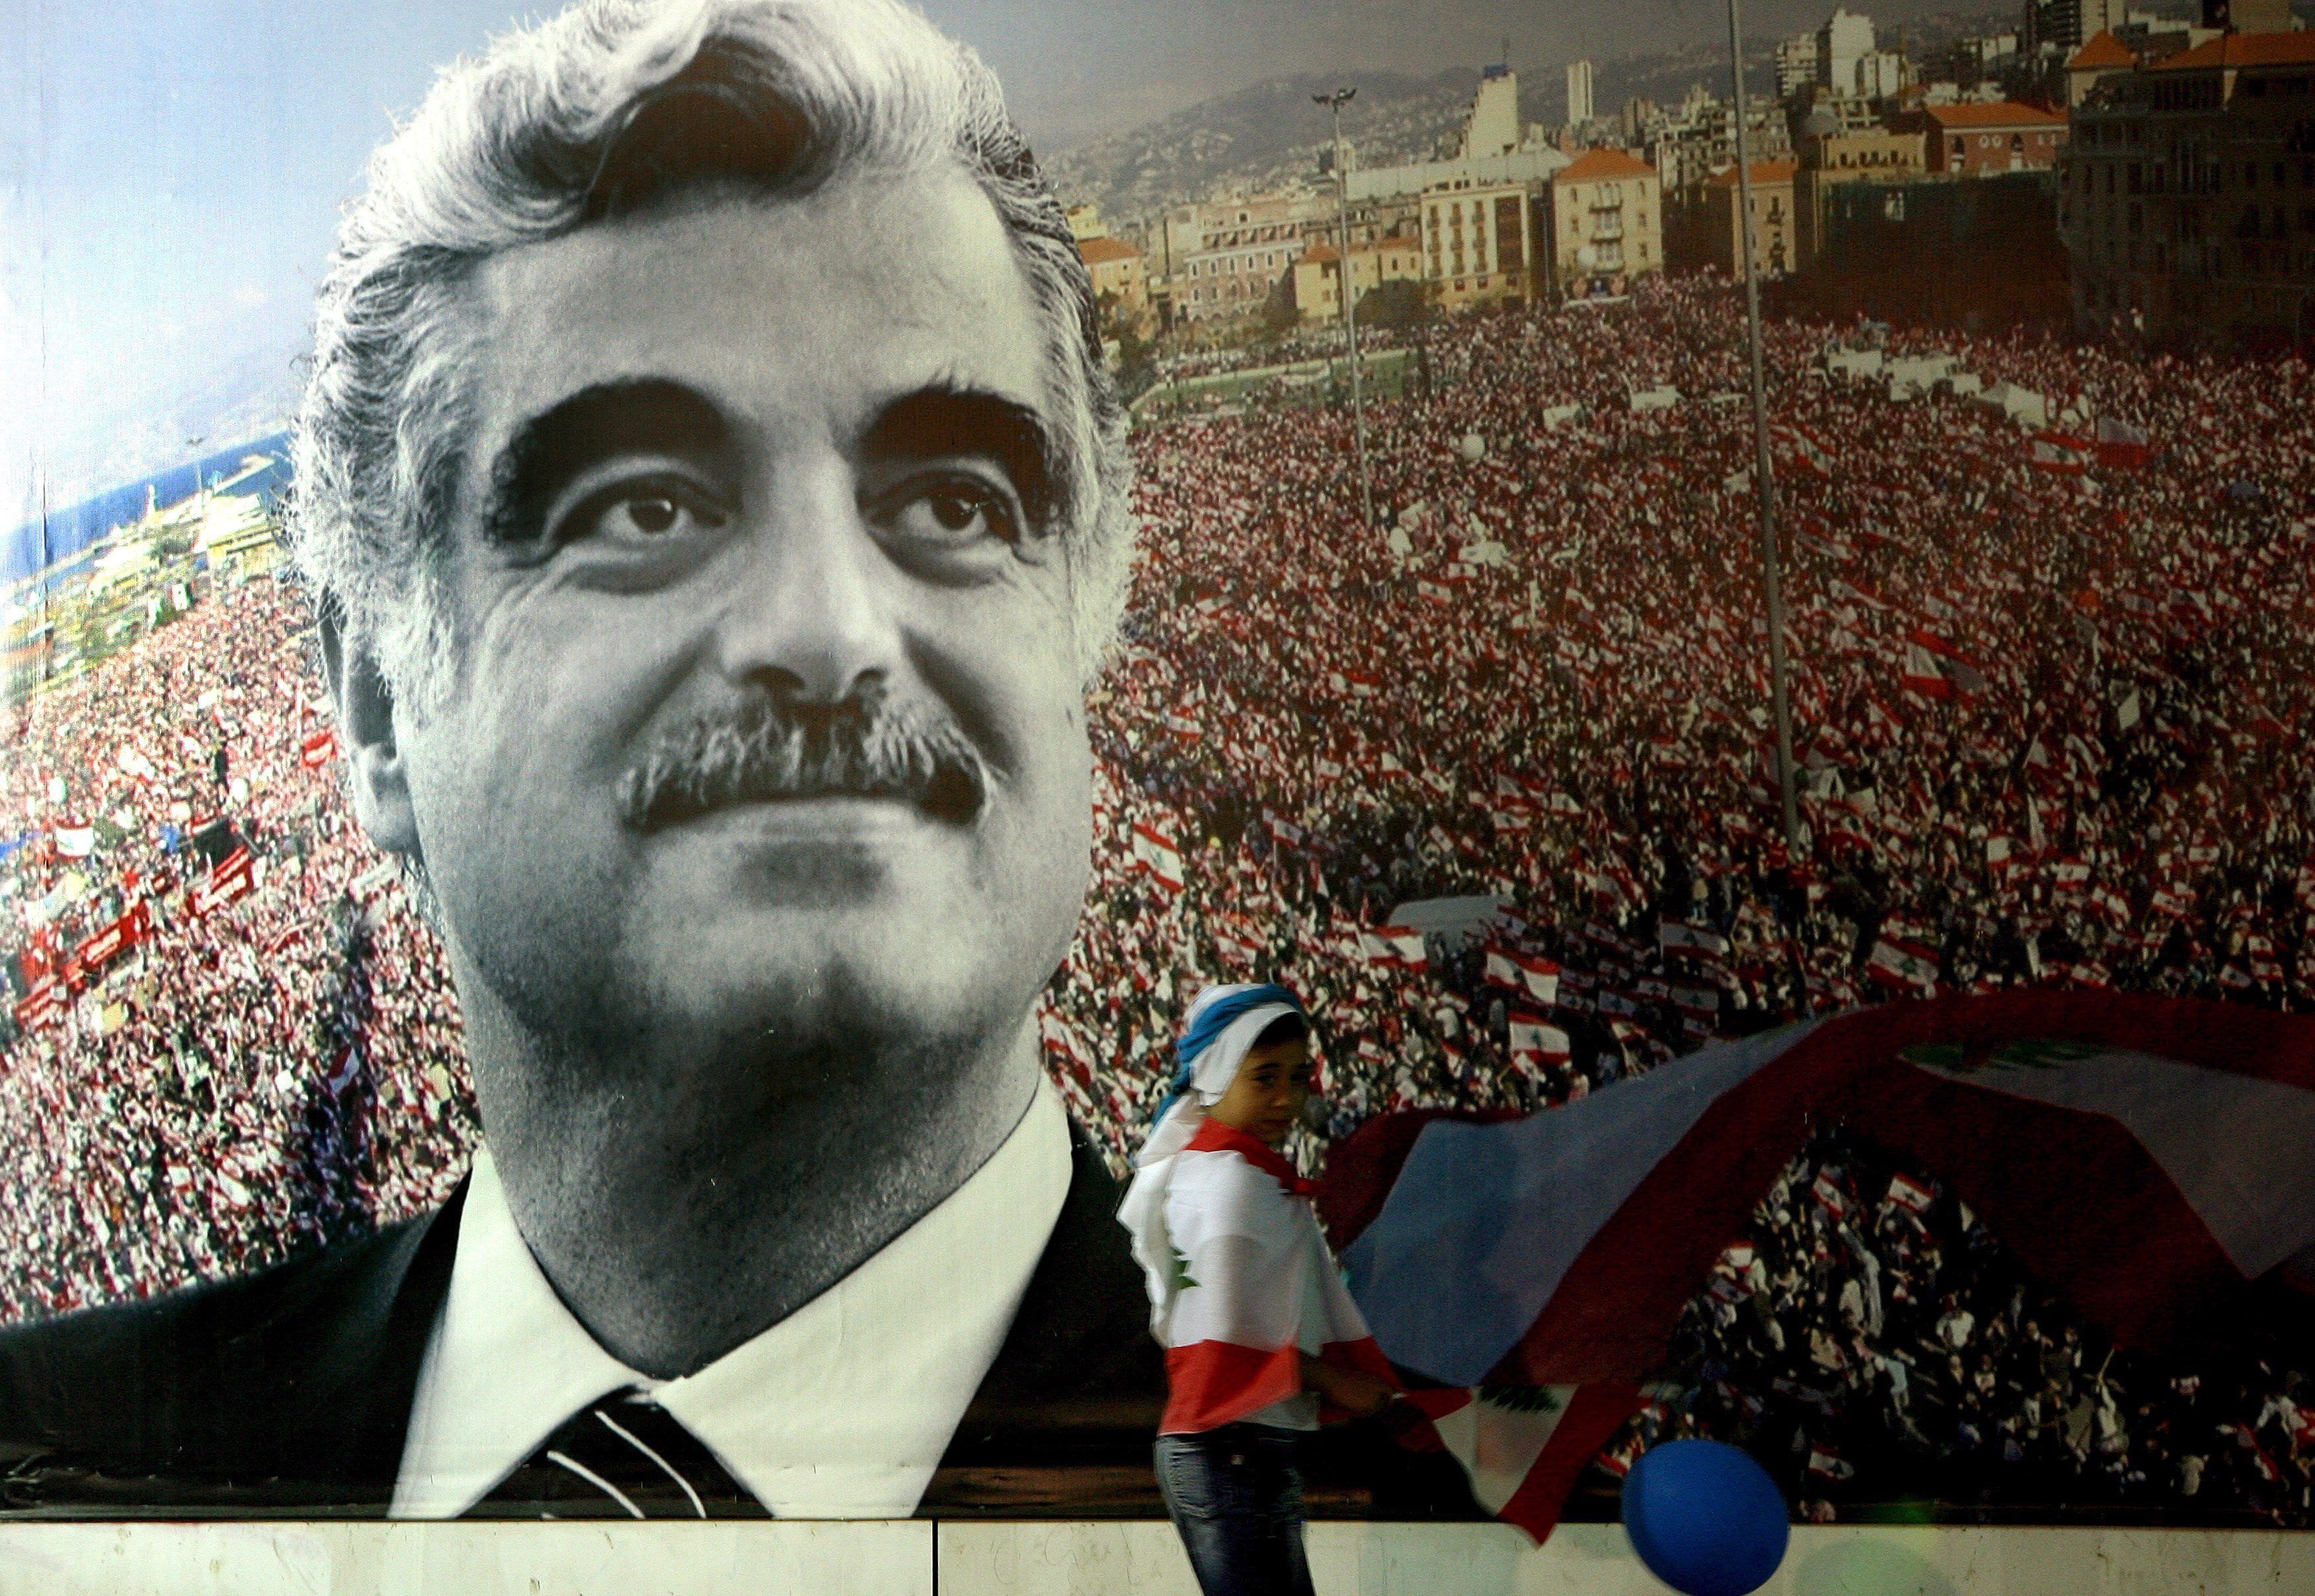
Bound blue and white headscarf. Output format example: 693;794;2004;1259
1138;982;1307;1168
1117;982;1308;1330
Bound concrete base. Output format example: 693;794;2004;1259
0;1521;2306;1594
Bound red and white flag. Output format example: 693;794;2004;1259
2095;415;2150;470
1508;1015;1572;1065
1867;937;1941;993
2029;431;2093;475
1319;993;2315;1542
1130;823;1185;893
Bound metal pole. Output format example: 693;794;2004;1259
1318;89;1375;529
1724;0;1802;855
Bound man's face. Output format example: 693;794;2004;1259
379;166;1091;1088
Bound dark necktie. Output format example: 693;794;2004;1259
468;1386;773;1519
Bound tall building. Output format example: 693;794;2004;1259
1547;147;1663;298
1567;60;1596;127
1468;63;1524;157
2060;29;2315;352
2024;0;2130;58
1348;66;1566;202
1819;9;1878;96
1777;32;1822;99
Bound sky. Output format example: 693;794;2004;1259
0;0;1968;527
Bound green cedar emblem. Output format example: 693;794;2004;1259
1169;1245;1200;1294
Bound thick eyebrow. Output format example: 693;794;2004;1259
860;382;1060;528
481;378;730;542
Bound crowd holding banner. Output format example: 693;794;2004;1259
0;271;2305;1519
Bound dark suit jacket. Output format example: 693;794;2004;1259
0;1122;1166;1517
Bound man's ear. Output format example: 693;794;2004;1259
318;599;422;861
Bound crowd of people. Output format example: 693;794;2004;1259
0;271;2306;1520
1589;1126;2314;1529
0;583;475;1318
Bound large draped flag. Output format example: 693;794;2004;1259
1313;993;2315;1543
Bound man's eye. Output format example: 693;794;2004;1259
559;483;726;546
894;484;1017;544
596;492;717;539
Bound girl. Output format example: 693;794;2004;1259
1119;982;1399;1595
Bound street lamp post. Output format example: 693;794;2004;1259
1723;0;1804;858
1315;87;1375;531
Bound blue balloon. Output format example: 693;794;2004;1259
1621;1439;1790;1596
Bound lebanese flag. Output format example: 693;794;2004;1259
1362;925;1428;970
1159;1120;1396;1435
2029;431;2093;475
1867;937;1940;992
1482;951;1560;1005
1508;1013;1572;1065
1886;1171;1935;1214
1769;422;1834;480
1659;921;1729;959
52;821;94;859
299;729;339;769
1130;823;1185;892
1316;993;2315;1540
1901;640;1953;700
2095;415;2150;470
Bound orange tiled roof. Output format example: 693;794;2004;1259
2067;30;2136;70
1919;100;2068;128
1554;147;1657;183
2150;30;2315;71
1077;236;1142;265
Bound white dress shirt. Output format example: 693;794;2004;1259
390;1081;1072;1519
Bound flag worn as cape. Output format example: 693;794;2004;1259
1154;1119;1394;1435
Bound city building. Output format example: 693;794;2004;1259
1700;160;1801;276
1149;191;1339;325
1567;61;1596;128
1065;204;1108;241
1777;32;1822;100
1794;126;1929;266
1547;148;1663;298
2064;30;2139;108
1347;67;1567;202
1795;171;2069;328
1819;9;1879;97
1291;233;1426;321
2060;28;2315;353
2024;0;2130;58
1422;182;1542;308
1907;101;2070;174
1078;235;1150;331
1468;63;1525;156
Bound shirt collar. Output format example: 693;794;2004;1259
390;1081;1072;1519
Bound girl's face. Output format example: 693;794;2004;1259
1208;1038;1312;1147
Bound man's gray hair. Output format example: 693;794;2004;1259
291;0;1131;708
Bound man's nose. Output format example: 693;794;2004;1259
712;460;902;704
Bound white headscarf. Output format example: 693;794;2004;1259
1116;982;1304;1333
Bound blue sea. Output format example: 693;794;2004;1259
4;432;294;591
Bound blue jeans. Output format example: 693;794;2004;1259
1154;1424;1316;1596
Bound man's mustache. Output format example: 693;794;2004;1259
617;691;991;830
